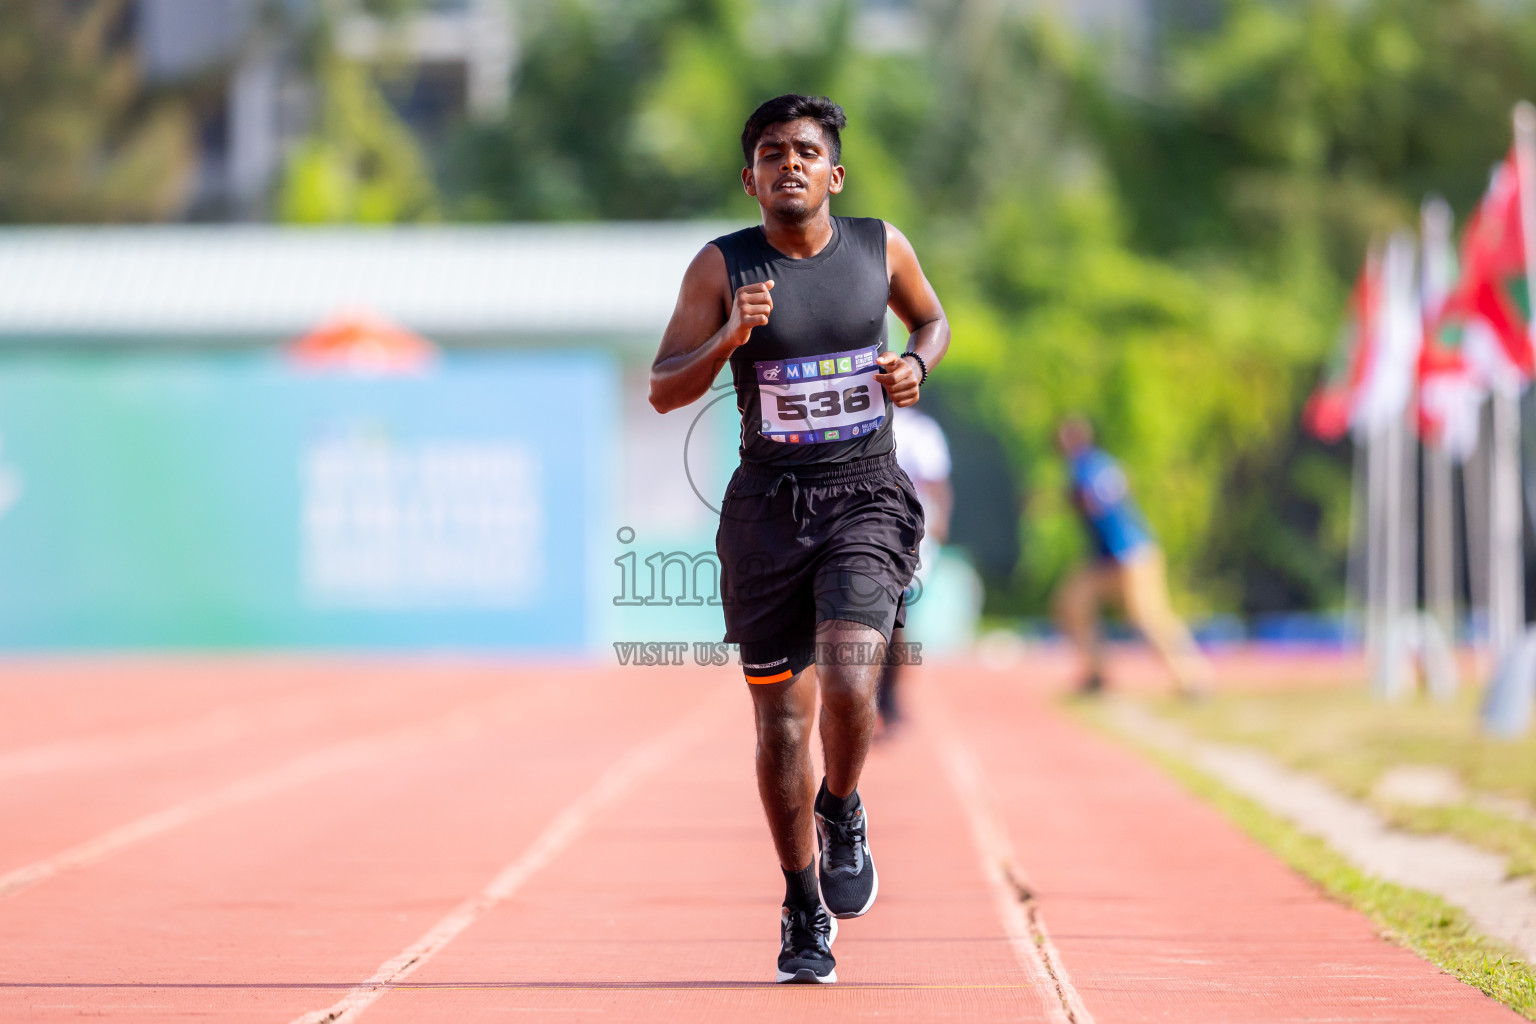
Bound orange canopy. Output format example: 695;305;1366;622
286;311;437;373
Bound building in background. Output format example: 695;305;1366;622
137;0;515;219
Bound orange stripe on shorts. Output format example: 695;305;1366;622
746;669;793;684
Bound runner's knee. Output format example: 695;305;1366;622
756;708;812;756
814;619;884;711
819;664;880;715
751;682;815;754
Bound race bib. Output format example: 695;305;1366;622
755;344;888;444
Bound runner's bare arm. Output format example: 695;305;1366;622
649;245;774;414
874;222;948;408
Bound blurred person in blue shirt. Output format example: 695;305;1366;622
1052;416;1212;697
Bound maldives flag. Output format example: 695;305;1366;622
1439;152;1534;381
1304;253;1380;443
1418;210;1485;458
1418;322;1486;459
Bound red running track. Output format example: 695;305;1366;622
0;657;1520;1022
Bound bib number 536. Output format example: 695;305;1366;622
775;385;872;421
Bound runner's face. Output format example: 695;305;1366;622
742;119;844;221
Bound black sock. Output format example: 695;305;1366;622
815;777;859;820
783;862;820;911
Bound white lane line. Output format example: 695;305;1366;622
922;687;1095;1024
287;691;728;1024
0;688;535;902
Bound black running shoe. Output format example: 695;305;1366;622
776;904;837;983
816;797;878;918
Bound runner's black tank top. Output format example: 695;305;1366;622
711;216;894;467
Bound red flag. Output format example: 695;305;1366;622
1439;152;1534;379
1305;253;1381;442
1418;320;1485;458
1417;203;1483;456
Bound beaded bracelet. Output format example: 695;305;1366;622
901;350;929;385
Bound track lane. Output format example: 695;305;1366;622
936;663;1525;1024
355;676;1063;1022
287;691;733;1023
0;665;723;1021
921;684;1093;1024
0;661;556;869
0;658;411;748
4;659;1524;1023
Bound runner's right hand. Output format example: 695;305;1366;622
726;280;774;344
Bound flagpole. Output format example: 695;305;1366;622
1427;434;1456;637
1358;243;1386;666
1466;405;1491;642
1376;232;1420;697
1491;389;1518;659
1345;433;1367;646
1382;409;1403;692
1422;197;1459;651
1366;412;1386;663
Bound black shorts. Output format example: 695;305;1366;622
716;452;924;683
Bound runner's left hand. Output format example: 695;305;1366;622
875;352;920;407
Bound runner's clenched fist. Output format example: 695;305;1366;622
874;351;920;407
726;280;774;344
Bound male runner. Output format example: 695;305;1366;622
1052;415;1213;697
649;94;948;984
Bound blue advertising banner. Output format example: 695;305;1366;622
0;353;614;650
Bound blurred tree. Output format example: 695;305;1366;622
0;0;196;222
872;8;1323;616
1080;0;1536;614
278;51;440;223
1099;0;1536;271
276;2;440;223
444;0;686;220
446;0;870;220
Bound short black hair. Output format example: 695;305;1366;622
741;94;846;166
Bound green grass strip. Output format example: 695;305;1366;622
1079;702;1536;1019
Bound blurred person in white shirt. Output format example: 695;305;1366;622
878;407;953;733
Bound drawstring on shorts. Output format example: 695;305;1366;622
765;471;806;526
